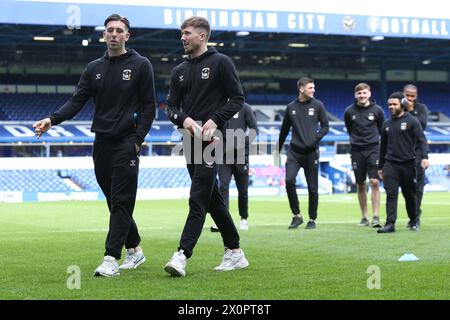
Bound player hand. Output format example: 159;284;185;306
421;159;429;170
202;119;217;141
377;170;383;180
32;118;52;138
183;117;203;139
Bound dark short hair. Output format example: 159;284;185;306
403;83;418;92
297;77;314;89
104;14;130;31
389;91;404;101
354;82;370;92
181;16;211;40
389;91;409;109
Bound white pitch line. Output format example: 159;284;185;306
256;198;450;205
0;218;449;236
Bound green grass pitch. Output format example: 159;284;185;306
0;192;449;300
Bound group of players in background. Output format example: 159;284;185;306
32;14;429;278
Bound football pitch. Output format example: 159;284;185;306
0;192;449;300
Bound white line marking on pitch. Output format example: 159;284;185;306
0;218;449;236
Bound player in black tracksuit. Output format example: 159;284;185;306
214;102;258;231
377;92;428;233
344;83;385;227
277;77;329;230
164;17;248;277
403;84;429;226
32;14;156;276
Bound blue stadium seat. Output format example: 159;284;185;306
1;82;449;122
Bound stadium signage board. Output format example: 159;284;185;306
0;122;448;144
1;0;450;39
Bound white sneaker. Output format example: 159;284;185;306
214;249;249;272
214;249;233;271
239;219;249;231
164;250;187;277
119;247;146;270
94;255;120;277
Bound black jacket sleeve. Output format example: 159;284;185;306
135;59;156;146
277;109;291;153
413;119;429;160
315;102;329;142
416;103;429;130
50;66;92;125
244;104;258;143
379;123;387;169
166;68;189;127
210;56;244;127
377;108;385;134
344;108;352;136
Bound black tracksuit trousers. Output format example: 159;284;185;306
93;134;141;260
285;149;319;220
416;160;425;216
218;161;249;219
179;140;240;259
383;160;418;225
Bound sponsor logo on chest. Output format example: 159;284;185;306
368;113;375;121
401;122;407;130
308;108;315;116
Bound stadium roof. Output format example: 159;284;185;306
2;23;450;72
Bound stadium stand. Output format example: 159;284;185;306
137;168;191;189
0;168;193;193
0;165;331;193
2;80;450;121
0;169;74;192
0;92;171;121
0;93;94;121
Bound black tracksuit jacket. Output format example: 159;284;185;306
50;49;156;146
166;47;244;129
278;97;329;153
379;112;428;169
223;102;258;156
407;101;429;160
407;101;428;130
344;99;385;150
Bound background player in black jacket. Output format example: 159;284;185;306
164;16;249;277
32;14;156;277
403;84;429;226
377;92;429;233
344;83;384;228
275;77;329;230
211;102;258;232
